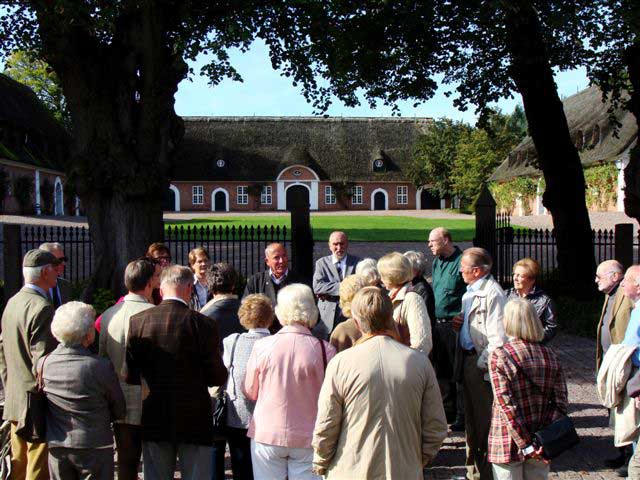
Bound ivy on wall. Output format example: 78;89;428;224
490;177;538;214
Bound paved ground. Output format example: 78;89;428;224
511;211;638;233
427;333;620;480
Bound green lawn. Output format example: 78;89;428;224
165;215;475;242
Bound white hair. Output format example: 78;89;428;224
274;283;318;328
23;265;46;284
355;258;380;286
51;301;96;346
404;250;428;277
39;242;64;253
160;265;193;288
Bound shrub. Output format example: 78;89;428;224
12;175;34;214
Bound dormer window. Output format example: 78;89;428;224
216;159;225;168
373;158;385;172
292;169;302;177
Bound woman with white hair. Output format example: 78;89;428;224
404;250;436;328
39;301;126;479
378;252;433;355
244;284;336;479
355;258;381;287
488;298;568;480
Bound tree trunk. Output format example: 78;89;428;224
502;1;596;295
34;4;186;297
623;42;640;224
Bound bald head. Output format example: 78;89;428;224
596;259;624;293
428;227;454;257
329;231;348;259
622;265;640;302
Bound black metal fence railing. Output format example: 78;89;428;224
18;224;288;284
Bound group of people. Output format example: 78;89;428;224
0;228;629;480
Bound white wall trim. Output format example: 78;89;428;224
169;184;181;212
617;154;630;212
284;182;318;210
416;187;423;210
34;170;41;215
276;164;320;181
211;187;230;212
370;188;389;211
54;176;64;216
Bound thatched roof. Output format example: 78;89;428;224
0;73;69;171
490;85;638;182
171;116;432;181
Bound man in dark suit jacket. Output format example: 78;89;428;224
244;242;303;332
312;231;360;339
126;265;227;480
39;242;73;307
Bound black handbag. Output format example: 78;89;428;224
15;354;49;443
505;344;579;460
212;335;240;434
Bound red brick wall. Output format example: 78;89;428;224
0;163;67;214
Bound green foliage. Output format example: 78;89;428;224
330;181;355;206
584;163;618;210
3;50;70;126
40;178;54;215
92;288;116;316
490;177;539;214
12;175;34;214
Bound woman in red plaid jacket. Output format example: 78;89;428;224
488;298;568;479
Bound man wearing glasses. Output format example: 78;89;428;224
595;259;634;473
39;242;72;308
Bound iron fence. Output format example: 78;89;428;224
18;224;288;284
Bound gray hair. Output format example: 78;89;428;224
23;265;46;284
39;242;64;253
51;301;96;346
404;250;428;277
274;283;319;328
160;265;193;288
355;258;381;286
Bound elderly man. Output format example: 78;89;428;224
428;227;467;430
244;243;302;332
126;265;227;480
454;247;507;480
99;258;158;480
0;249;60;480
39;242;72;308
313;231;361;339
312;286;447;479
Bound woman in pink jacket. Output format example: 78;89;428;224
244;283;336;479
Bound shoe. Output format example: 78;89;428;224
604;453;626;469
616;463;628;477
449;421;465;432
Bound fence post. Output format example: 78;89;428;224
3;224;22;300
289;195;314;285
474;185;497;271
614;223;634;269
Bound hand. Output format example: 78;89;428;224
452;315;463;332
525;446;550;464
312;465;326;476
635;396;640;409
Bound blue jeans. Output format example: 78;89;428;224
143;441;212;480
212;427;253;480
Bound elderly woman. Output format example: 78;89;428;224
244;284;336;479
377;252;432;355
488;298;568;480
507;258;557;343
355;258;382;287
404;250;436;327
201;262;243;342
212;294;274;480
329;274;368;352
40;301;125;479
188;247;211;310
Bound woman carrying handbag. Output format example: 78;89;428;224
488;298;572;480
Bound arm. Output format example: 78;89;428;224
477;288;507;370
421;361;447;465
102;361;127;421
125;319;141;385
243;343;261;401
313;260;340;296
312;359;344;475
29;304;56;376
553;364;569;415
404;293;432;355
199;315;228;387
489;349;532;450
540;295;558;343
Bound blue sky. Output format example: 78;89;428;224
175;39;590;124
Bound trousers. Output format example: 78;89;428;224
9;422;49;480
48;447;113;480
143;441;212;480
250;440;319;480
491;459;550;480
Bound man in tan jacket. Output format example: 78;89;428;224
312;286;447;479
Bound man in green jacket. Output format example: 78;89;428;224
0;249;60;480
428;227;466;430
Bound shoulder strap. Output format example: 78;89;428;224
226;334;241;400
37;353;51;392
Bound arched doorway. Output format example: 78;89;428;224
211;188;229;212
371;188;388;211
286;184;310;210
420;190;440;209
163;188;176;211
54;177;64;216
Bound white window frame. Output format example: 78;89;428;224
351;185;363;205
397;185;408;205
261;185;272;205
237;185;249;205
325;185;336;205
192;185;204;205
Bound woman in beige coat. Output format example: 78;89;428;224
377;252;432;355
312;287;447;479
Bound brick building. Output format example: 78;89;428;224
167;116;440;212
0;73;73;216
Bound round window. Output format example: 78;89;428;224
292;169;302;176
374;159;384;168
216;159;225;168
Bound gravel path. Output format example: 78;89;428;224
511;211;638;233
